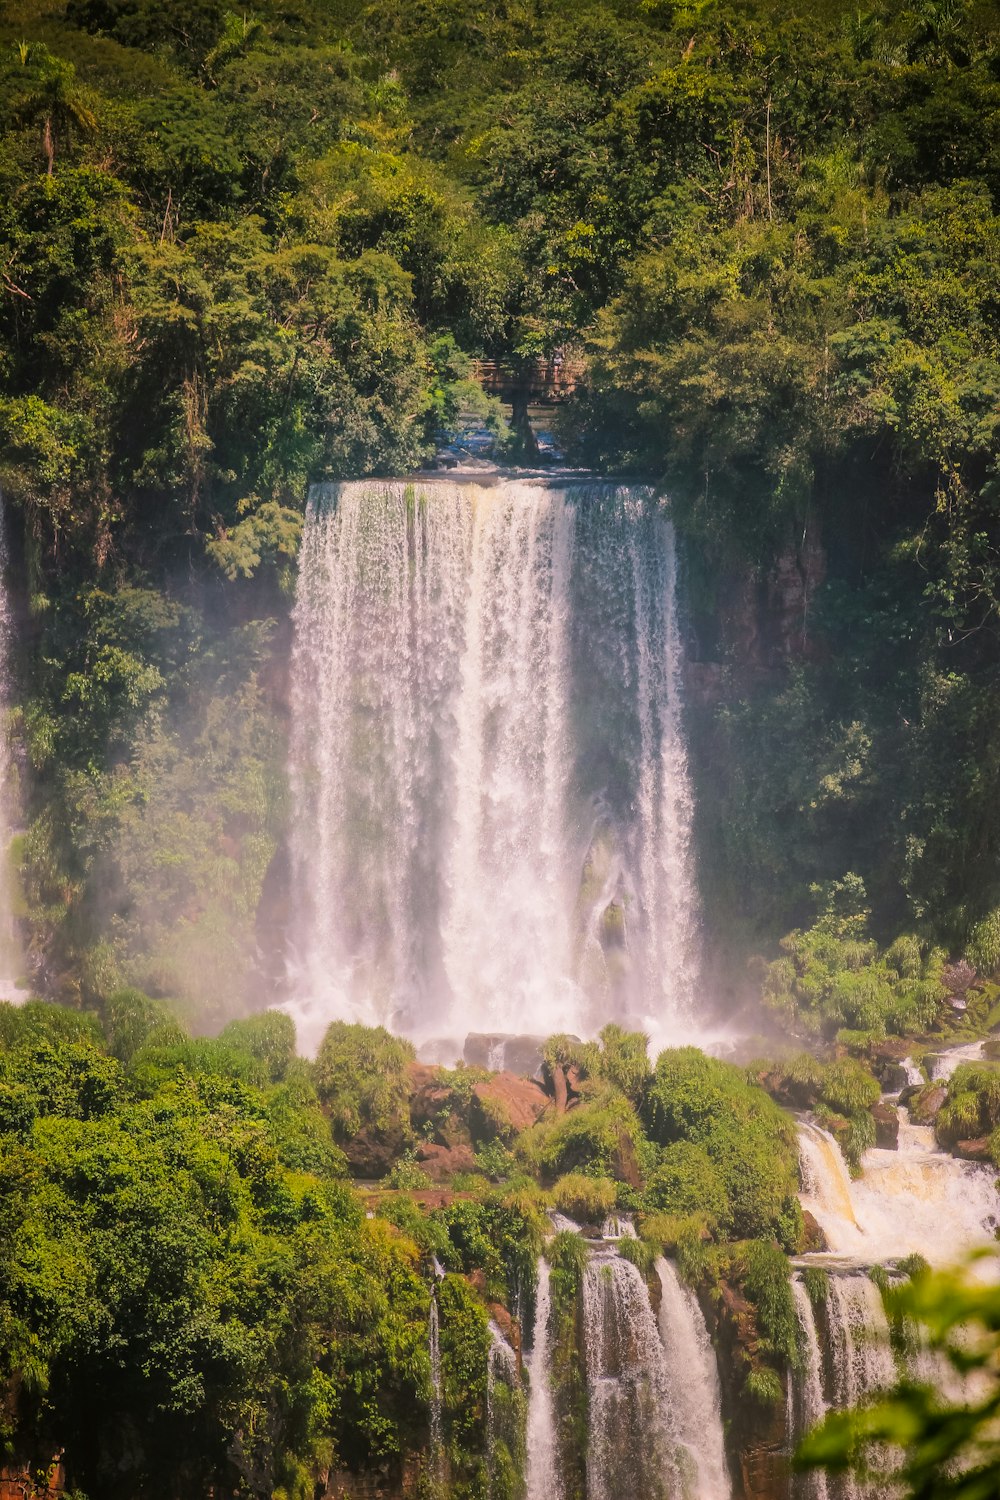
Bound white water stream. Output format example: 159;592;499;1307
525;1257;561;1500
654;1257;731;1498
797;1113;998;1266
288;477;698;1049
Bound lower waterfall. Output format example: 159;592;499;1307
429;1291;444;1483
287;476;699;1049
486;1321;523;1500
654;1258;730;1499
582;1249;681;1500
789;1278;829;1500
525;1256;560;1500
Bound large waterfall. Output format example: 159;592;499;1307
288;477;698;1048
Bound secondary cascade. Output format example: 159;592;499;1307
288;476;699;1048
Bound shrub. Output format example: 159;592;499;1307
102;987;185;1062
550;1172;617;1223
741;1240;798;1366
642;1141;727;1225
315;1021;415;1139
968;907;1000;979
522;1089;644;1183
744;1368;784;1408
643;1048;801;1246
219;1010;296;1081
595;1024;651;1105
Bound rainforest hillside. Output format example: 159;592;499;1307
0;0;999;1011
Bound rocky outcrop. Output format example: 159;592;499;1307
470;1071;550;1140
702;1282;790;1500
954;1137;993;1163
414;1141;477;1181
906;1082;948;1125
463;1033;547;1077
872;1100;899;1149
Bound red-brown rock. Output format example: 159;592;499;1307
471;1071;550;1140
415;1141;477;1181
872;1100;899;1149
954;1137;993;1163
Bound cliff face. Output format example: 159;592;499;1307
702;1281;791;1500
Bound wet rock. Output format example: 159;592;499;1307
463;1033;547;1077
798;1210;827;1254
954;1137;993;1163
342;1123;412;1179
488;1303;521;1361
470;1071;549;1141
610;1127;643;1190
872;1100;899;1149
909;1082;948;1125
407;1064;472;1150
415;1141;477;1182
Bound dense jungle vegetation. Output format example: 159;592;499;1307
2;2;1000;1495
0;0;998;1014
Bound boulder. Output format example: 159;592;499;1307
872;1100;899;1149
415;1141;477;1182
463;1033;548;1077
908;1082;948;1125
407;1063;473;1150
954;1137;993;1164
798;1210;827;1254
470;1071;550;1141
342;1123;411;1179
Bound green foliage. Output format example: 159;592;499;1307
519;1088;644;1184
969;908;1000;980
761;917;947;1040
743;1367;784;1409
549;1172;617;1223
315;1021;415;1142
936;1062;1000;1155
435;1194;544;1313
0;1008;430;1495
437;1275;490;1498
643;1048;802;1247
641;1141;727;1228
802;1266;829;1309
798;1258;1000;1496
218;1009;296;1081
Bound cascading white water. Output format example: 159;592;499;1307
486;1321;522;1500
525;1257;561;1500
797;1117;998;1264
582;1251;681;1500
288;477;699;1049
0;502;20;1000
789;1278;829;1500
826;1275;898;1500
654;1257;731;1499
429;1293;444;1480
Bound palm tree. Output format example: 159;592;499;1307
13;42;97;175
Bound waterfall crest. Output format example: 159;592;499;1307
288;476;698;1047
